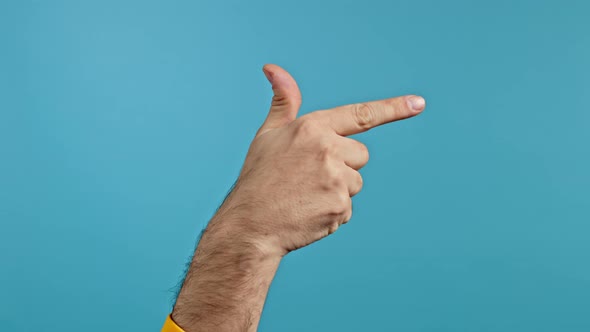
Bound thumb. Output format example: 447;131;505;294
256;64;302;137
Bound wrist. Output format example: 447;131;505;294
202;214;284;268
210;201;288;258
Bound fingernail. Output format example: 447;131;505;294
407;96;425;112
263;68;274;84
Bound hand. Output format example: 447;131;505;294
171;64;426;331
219;64;426;257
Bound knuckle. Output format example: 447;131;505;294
293;116;319;137
387;98;406;115
324;169;343;189
352;103;377;130
316;137;336;160
327;221;340;235
318;136;334;152
271;94;288;107
358;142;370;164
318;149;331;163
356;172;364;191
330;193;350;216
342;208;353;224
349;171;363;196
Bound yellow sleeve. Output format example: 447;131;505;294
161;314;185;332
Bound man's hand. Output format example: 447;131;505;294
171;64;425;332
223;64;426;256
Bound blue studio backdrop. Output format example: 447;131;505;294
1;0;589;331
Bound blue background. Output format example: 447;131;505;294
1;0;589;331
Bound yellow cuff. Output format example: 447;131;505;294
161;314;185;332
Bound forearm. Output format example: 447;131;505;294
171;211;282;332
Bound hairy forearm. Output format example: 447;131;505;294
171;210;282;332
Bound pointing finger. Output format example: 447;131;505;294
319;95;426;136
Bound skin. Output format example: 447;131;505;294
171;64;426;331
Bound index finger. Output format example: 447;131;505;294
318;95;426;136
